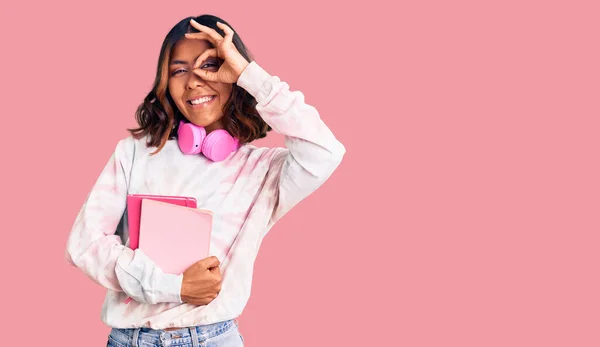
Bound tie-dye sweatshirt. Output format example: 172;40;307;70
64;61;346;329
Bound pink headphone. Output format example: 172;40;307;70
177;120;239;162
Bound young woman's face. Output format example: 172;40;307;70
168;38;232;133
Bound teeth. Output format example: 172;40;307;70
190;96;213;105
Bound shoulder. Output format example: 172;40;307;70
112;135;156;162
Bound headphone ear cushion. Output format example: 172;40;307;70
178;122;206;155
202;130;238;162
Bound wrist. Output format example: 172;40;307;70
235;60;250;82
180;275;188;299
235;61;272;100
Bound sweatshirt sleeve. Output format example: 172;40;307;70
236;61;346;223
64;138;183;304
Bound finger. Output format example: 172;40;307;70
198;255;220;269
193;68;219;82
184;32;217;46
190;19;224;44
192;48;217;69
216;22;234;45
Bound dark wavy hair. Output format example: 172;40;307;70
128;14;271;154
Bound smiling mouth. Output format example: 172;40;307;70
187;95;217;106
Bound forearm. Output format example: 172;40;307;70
237;62;346;221
65;138;182;304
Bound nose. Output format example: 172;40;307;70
186;71;207;89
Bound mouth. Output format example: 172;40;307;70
187;95;217;108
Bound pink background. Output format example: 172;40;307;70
1;0;599;346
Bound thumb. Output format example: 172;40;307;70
197;256;220;269
210;265;221;276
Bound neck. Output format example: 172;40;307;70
204;120;224;134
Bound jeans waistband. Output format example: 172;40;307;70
109;319;236;347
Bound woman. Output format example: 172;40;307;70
65;14;345;346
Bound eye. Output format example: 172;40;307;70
171;69;186;76
201;61;220;70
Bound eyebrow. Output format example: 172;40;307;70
170;59;189;66
170;56;217;66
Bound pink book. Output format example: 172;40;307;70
138;199;212;275
126;194;197;250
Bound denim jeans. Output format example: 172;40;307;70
107;319;244;347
